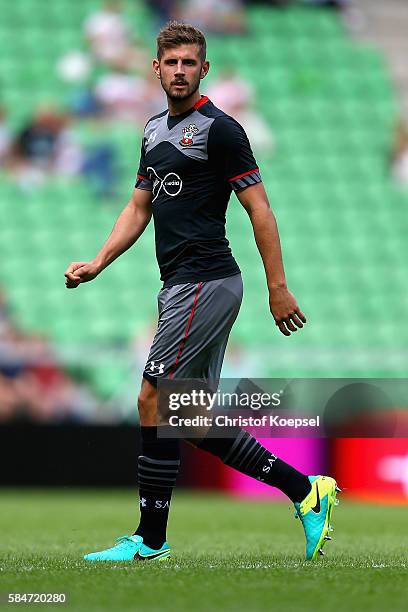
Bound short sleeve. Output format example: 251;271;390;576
135;138;153;191
209;116;262;191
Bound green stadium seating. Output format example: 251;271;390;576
0;0;406;390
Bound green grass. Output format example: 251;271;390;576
0;490;407;611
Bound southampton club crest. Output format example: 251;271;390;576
179;123;199;147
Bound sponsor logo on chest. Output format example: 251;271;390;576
147;166;183;202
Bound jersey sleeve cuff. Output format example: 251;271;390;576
228;168;262;191
135;174;153;191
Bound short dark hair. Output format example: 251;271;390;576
157;21;207;62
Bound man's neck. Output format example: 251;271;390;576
167;90;202;117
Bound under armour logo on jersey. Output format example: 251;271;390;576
149;361;165;375
147;166;183;202
147;131;157;144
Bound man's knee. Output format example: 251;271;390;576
138;378;158;425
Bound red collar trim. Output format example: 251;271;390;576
193;95;209;110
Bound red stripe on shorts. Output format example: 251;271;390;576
169;282;203;379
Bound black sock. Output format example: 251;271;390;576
197;427;311;503
134;426;180;549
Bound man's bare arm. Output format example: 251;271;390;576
65;188;153;288
237;182;306;336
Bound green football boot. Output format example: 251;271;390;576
294;475;341;560
84;535;170;561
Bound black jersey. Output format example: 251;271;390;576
135;96;262;287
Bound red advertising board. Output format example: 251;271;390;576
333;439;408;504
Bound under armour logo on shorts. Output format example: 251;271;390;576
149;361;165;375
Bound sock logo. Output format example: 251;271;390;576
140;497;147;507
155;500;170;509
262;454;277;474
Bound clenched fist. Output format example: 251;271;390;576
64;261;101;289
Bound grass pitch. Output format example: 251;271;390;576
0;489;407;611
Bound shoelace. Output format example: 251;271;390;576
115;535;137;547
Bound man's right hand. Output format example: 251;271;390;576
64;261;101;289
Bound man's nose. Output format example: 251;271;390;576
175;60;185;75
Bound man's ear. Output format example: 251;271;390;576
200;60;210;80
152;58;161;80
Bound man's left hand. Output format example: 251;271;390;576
269;286;307;336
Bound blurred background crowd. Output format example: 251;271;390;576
0;0;408;428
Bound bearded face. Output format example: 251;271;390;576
154;44;208;103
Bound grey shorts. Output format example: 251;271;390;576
143;273;243;387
